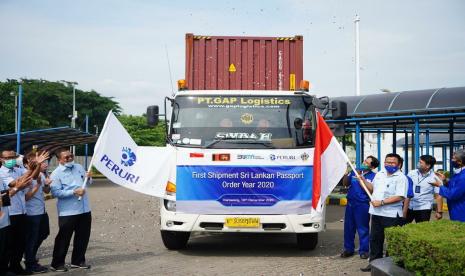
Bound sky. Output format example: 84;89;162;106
1;0;464;115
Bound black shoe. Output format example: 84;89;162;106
360;264;371;272
340;250;354;258
50;265;68;272
11;267;32;275
31;264;48;274
360;252;369;259
70;263;91;269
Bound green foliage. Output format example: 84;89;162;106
386;220;465;276
336;134;355;147
0;79;121;134
118;115;166;146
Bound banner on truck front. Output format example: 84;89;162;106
175;148;314;214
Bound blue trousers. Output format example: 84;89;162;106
343;201;370;254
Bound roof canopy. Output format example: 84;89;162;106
0;127;97;154
332;87;465;117
329;87;465;132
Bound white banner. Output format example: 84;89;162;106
92;111;174;198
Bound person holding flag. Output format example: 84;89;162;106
340;156;379;259
50;148;92;272
359;153;408;272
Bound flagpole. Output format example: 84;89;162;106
346;161;373;201
78;110;112;201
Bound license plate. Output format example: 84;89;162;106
225;217;260;228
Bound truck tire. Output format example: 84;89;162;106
296;232;318;250
160;230;190;250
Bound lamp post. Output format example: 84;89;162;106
354;14;361;96
16;84;23;154
9;91;18;133
60;80;78;154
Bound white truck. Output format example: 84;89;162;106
147;86;346;250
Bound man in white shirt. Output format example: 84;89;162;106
405;155;443;223
359;153;408;272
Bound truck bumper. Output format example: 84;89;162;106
160;200;325;233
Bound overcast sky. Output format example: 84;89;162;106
1;0;464;115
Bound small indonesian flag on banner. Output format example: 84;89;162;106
312;112;349;212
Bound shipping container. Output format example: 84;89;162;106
185;33;303;91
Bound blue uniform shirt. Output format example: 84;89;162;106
26;174;47;216
406;175;414;199
0;166;27;215
439;168;465;222
347;170;376;203
0;170;11;229
51;163;91;217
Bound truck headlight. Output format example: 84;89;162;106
164;199;176;211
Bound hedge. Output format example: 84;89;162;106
386;220;465;276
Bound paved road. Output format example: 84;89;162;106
38;179;369;276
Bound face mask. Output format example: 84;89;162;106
64;161;74;168
451;160;461;169
16;155;24;167
4;159;17;169
384;165;398;174
416;163;427;172
358;164;370;171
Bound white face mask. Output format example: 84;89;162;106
453;167;464;174
64;161;75;168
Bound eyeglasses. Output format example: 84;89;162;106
62;154;74;160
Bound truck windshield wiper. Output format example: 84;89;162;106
205;138;275;149
204;137;230;148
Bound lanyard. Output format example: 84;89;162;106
416;171;430;185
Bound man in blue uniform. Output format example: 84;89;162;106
341;156;379;259
431;149;465;222
50;149;92;272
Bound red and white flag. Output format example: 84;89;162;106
312;112;349;212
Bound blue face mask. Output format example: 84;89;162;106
358;164;370;171
451;161;460;169
64;161;74;168
384;165;398;174
4;159;17;169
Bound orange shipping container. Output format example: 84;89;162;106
185;33;304;91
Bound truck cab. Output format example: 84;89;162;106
147;88;346;250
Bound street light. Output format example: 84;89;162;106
10;91;18;133
60;80;79;154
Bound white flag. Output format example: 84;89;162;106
92;111;174;198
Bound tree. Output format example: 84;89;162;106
0;79;121;135
118;115;166;146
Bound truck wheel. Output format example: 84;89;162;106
160;230;190;250
296;233;318;250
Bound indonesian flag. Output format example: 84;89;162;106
312;112;349;212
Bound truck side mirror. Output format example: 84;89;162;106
331;100;347;120
147;105;159;127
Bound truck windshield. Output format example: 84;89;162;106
170;95;315;149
